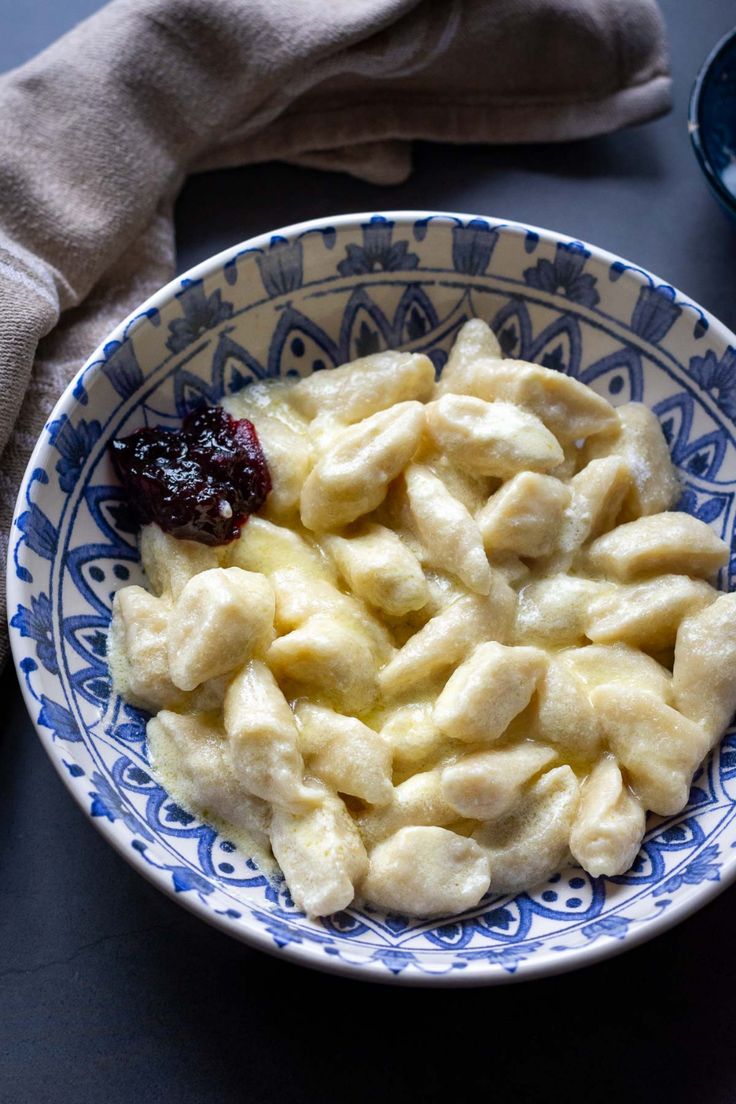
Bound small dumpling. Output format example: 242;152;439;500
586;512;729;581
224;660;317;810
476;472;571;558
590;684;710;815
569;755;646;877
295;702;393;806
514;576;612;648
473;766;580;893
270;793;368;916
247;414;313;521
289;351;435;423
267;613;380;713
359;826;491;918
565;642;673;702
434;641;548;743
673;593;736;744
581;402;680;520
423;449;498;514
437;356;618;443
357;769;457;849
532;653;602;760
439;318;502;393
322;523;428;617
147;710;270;853
139;523;220;601
300;401;425;531
109;585;183;712
426;394;564;478
441;743;556;820
568;456;631;542
167;567;275;691
228;516;329;579
378;585;516;699
378;701;446;772
403;463;491;595
584;575;717;651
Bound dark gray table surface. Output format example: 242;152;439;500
3;2;736;1102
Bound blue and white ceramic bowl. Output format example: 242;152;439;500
9;212;736;985
689;25;736;219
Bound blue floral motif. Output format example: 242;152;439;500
37;695;80;742
166;279;234;354
170;866;215;897
459;942;544;973
630;285;682;344
581;916;632;942
523;241;600;307
10;593;56;673
338;216;418;277
370;949;419;975
89;770;153;840
100;339;144;399
653;845;722;896
257;236;303;296
47;415;101;492
16;502;58;561
451;218;499;275
689;346;736;420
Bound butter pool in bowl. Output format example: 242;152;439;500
9;211;736;985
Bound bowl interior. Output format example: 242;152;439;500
9;212;736;984
691;27;736;212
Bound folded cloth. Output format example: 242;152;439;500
0;0;671;662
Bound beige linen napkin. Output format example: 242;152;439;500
0;0;671;662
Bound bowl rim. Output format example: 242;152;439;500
9;208;736;986
688;24;736;216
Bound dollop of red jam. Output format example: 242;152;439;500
110;406;271;545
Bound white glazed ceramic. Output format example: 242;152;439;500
9;211;736;985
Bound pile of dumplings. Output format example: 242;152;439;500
110;319;736;919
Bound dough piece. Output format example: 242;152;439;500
147;710;269;851
378;701;446;771
587;512;729;581
167;567;275;691
322;523;428;617
228;516;329;579
532;653;602;759
515;576;612;647
296;702;393;806
569;755;646;877
473;766;580;893
439;318;502;393
476;472;571;558
581;402;680;520
267;613;379;713
434;642;548;743
590;685;710;815
441;743;556;820
404;463;491;595
289;351;435;422
223;660;315;810
584;575;717;651
426;394;564;478
378;585;516;699
109;585;182;712
360;826;490;918
357;769;457;848
270;794;368;916
568;456;632;542
438;357;617;443
673;593;736;743
300;401;425;530
247;414;313;521
565;642;673;702
140;523;219;601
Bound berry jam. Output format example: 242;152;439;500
110;406;271;545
